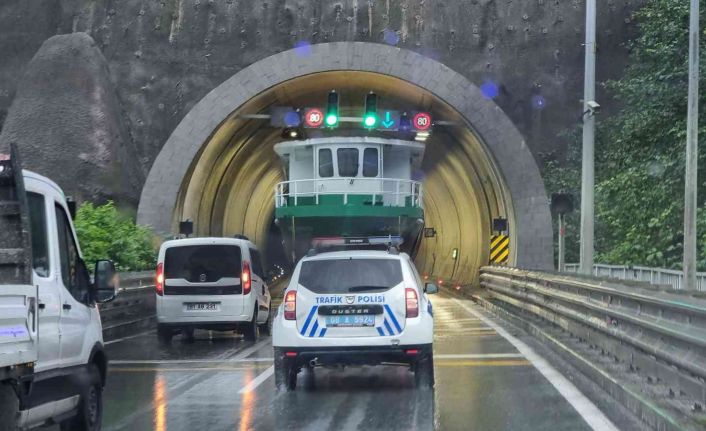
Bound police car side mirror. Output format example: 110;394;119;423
93;260;118;304
424;283;439;294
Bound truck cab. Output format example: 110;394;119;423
0;145;117;431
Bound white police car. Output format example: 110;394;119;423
272;248;437;390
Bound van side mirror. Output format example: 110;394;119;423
94;260;118;303
424;283;439;294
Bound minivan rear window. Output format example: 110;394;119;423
165;245;242;283
298;258;403;294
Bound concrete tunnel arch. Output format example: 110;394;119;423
137;42;553;285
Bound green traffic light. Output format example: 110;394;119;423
363;92;378;129
325;114;338;126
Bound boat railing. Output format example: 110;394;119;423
274;178;423;208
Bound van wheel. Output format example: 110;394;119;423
0;383;19;431
243;307;258;342
157;325;173;345
182;327;195;343
414;353;435;389
274;349;297;391
60;364;102;431
258;308;272;336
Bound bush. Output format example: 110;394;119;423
74;201;157;272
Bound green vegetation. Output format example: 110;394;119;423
74;201;157;272
542;0;706;270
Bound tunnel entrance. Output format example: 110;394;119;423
137;42;552;285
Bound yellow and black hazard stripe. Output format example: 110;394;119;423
490;234;509;264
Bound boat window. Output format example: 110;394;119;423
363;148;378;177
318;148;333;177
337;148;359;177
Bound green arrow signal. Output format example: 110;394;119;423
381;111;395;128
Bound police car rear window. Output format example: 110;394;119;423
298;258;403;293
165;245;242;283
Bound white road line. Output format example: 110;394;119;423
232;338;271;360
436;353;524;359
238;366;274;394
110;357;274;365
452;298;619;431
104;330;155;345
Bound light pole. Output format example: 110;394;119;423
579;0;597;275
684;0;699;291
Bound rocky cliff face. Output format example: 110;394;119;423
0;0;641;204
0;32;141;205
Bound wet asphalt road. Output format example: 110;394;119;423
96;293;603;431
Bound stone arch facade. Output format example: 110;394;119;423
137;42;552;270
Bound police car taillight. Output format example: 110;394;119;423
405;288;419;318
155;263;164;296
242;262;252;295
284;291;297;320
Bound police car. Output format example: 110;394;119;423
272;248;438;390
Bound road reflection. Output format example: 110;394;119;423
153;373;167;431
273;368;436;430
239;369;256;431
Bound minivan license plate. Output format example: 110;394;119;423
185;302;219;311
325;315;375;327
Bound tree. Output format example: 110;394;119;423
74;201;157;272
543;0;706;269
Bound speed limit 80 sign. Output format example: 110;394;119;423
303;108;324;128
412;112;432;131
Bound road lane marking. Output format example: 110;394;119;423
436;360;530;367
452;298;619;431
238;366;274;394
233;338;271;360
111;365;271;372
436;353;524;359
109;357;274;365
104;330;155;345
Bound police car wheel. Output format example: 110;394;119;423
258;309;272;336
414;354;434;389
274;349;297;391
243;307;259;342
0;383;19;431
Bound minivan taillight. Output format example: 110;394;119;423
405;288;419;318
242;262;251;295
155;263;164;296
284;291;297;320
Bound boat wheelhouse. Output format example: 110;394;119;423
273;137;425;261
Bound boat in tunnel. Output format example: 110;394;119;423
273;136;425;262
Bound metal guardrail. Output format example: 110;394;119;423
100;271;155;340
274;178;423;208
564;263;706;291
480;266;706;415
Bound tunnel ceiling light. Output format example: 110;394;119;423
325;90;339;127
363;92;378;128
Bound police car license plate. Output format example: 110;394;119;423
185;302;219;311
325;315;375;327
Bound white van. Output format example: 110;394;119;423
272;248;437;391
155;237;272;343
1;144;117;431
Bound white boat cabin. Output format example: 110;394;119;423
273;137;425;207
